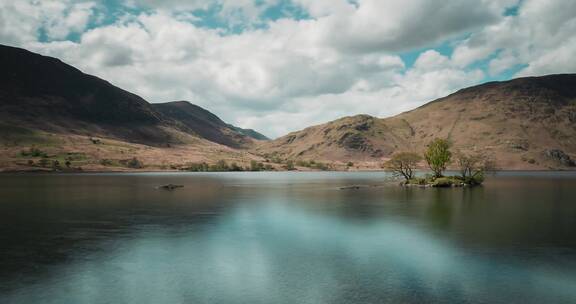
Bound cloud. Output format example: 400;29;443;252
43;1;96;40
452;0;576;77
0;1;39;44
291;0;353;17
0;1;96;44
322;0;503;54
1;0;575;138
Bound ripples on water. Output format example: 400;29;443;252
0;172;575;304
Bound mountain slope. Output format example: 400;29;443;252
257;74;576;169
0;44;266;149
152;101;267;148
0;44;173;145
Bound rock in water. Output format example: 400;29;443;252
340;185;362;190
159;184;184;190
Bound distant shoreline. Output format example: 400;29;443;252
1;168;575;175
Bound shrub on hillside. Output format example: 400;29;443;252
250;160;265;171
20;147;48;158
125;157;144;169
284;160;295;170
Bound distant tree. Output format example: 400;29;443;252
126;157;144;169
230;162;243;171
64;157;72;169
386;152;422;181
20;146;47;158
250;160;264;171
313;161;330;171
38;157;50;167
424;138;452;178
185;162;209;172
284;160;295;171
296;160;310;167
100;159;113;166
211;160;229;171
52;160;61;171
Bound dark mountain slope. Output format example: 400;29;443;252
0;44;175;144
0;44;267;148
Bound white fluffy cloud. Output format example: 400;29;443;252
453;0;576;77
0;0;96;44
1;0;575;137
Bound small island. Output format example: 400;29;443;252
386;138;494;188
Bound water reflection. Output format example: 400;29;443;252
0;172;575;303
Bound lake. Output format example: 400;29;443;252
0;172;575;304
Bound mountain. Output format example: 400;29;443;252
257;74;576;169
152;101;267;148
0;44;174;145
0;44;265;149
0;44;271;171
2;43;575;171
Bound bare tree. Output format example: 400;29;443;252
386;152;422;181
455;152;496;182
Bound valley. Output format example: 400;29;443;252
1;44;575;172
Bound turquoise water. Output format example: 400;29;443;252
0;172;575;303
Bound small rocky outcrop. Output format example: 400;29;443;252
338;132;371;151
544;149;575;166
567;111;576;123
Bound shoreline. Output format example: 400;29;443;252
2;168;576;175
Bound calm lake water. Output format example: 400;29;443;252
0;172;575;304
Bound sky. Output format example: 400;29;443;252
1;0;575;138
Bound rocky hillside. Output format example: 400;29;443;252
257;74;576;169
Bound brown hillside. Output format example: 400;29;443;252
257;74;576;169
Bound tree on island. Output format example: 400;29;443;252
455;152;496;184
384;139;495;187
386;152;422;181
424;138;452;178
